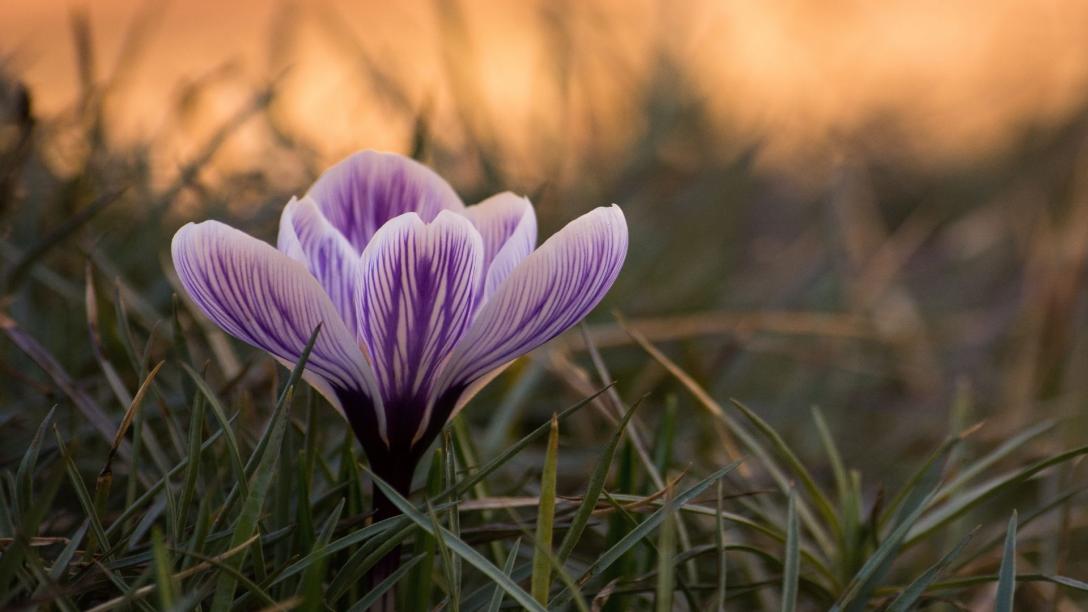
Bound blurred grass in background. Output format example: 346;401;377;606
1;1;1088;609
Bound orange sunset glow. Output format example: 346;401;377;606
3;0;1088;186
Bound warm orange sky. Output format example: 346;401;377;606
3;0;1088;182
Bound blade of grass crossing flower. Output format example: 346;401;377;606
655;486;677;612
326;522;417;602
406;452;442;612
365;467;547;612
486;539;520;612
150;527;177;610
996;511;1018;612
208;384;293;612
781;488;800;612
885;526;979;612
531;414;559;604
557;399;642;564
346;555;423;612
274;516;406;590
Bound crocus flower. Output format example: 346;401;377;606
172;151;627;513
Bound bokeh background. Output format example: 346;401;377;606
3;0;1088;577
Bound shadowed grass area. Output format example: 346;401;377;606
2;3;1088;609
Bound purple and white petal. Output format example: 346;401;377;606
437;205;627;392
462;192;536;299
172;221;383;425
277;196;364;337
307;151;464;254
357;210;483;445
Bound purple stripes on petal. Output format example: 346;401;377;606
307;151;465;254
462;192;537;299
278;196;364;338
438;205;627;391
357;210;483;446
171;221;383;427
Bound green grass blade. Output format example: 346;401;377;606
716;479;727;612
176;393;204;542
15;406;56;517
150;528;177;610
427;502;459;610
835;442;948;612
486;539;520;612
995;511;1017;612
269;516;406;589
578;461;742;585
297;498;344;611
886;526;979;612
443;430;462;606
53;428;112;559
557;398;641;564
441;384;611;500
906;444;1088;546
531;414;559;604
731;400;839;536
655;487;677;612
326;523;416;602
182;364;248;500
935;420;1055;504
49;520;90;583
953;485;1087;572
811;406;848;504
406;452;443;612
781;488;799;612
364;466;547;612
104;425;229;540
208;384;293;612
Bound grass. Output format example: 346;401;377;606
2;2;1088;609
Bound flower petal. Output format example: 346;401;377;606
277;196;363;337
307;150;464;253
172;221;383;425
357;210;483;446
438;205;627;390
462;192;537;299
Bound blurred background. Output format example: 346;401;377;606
4;0;1088;500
